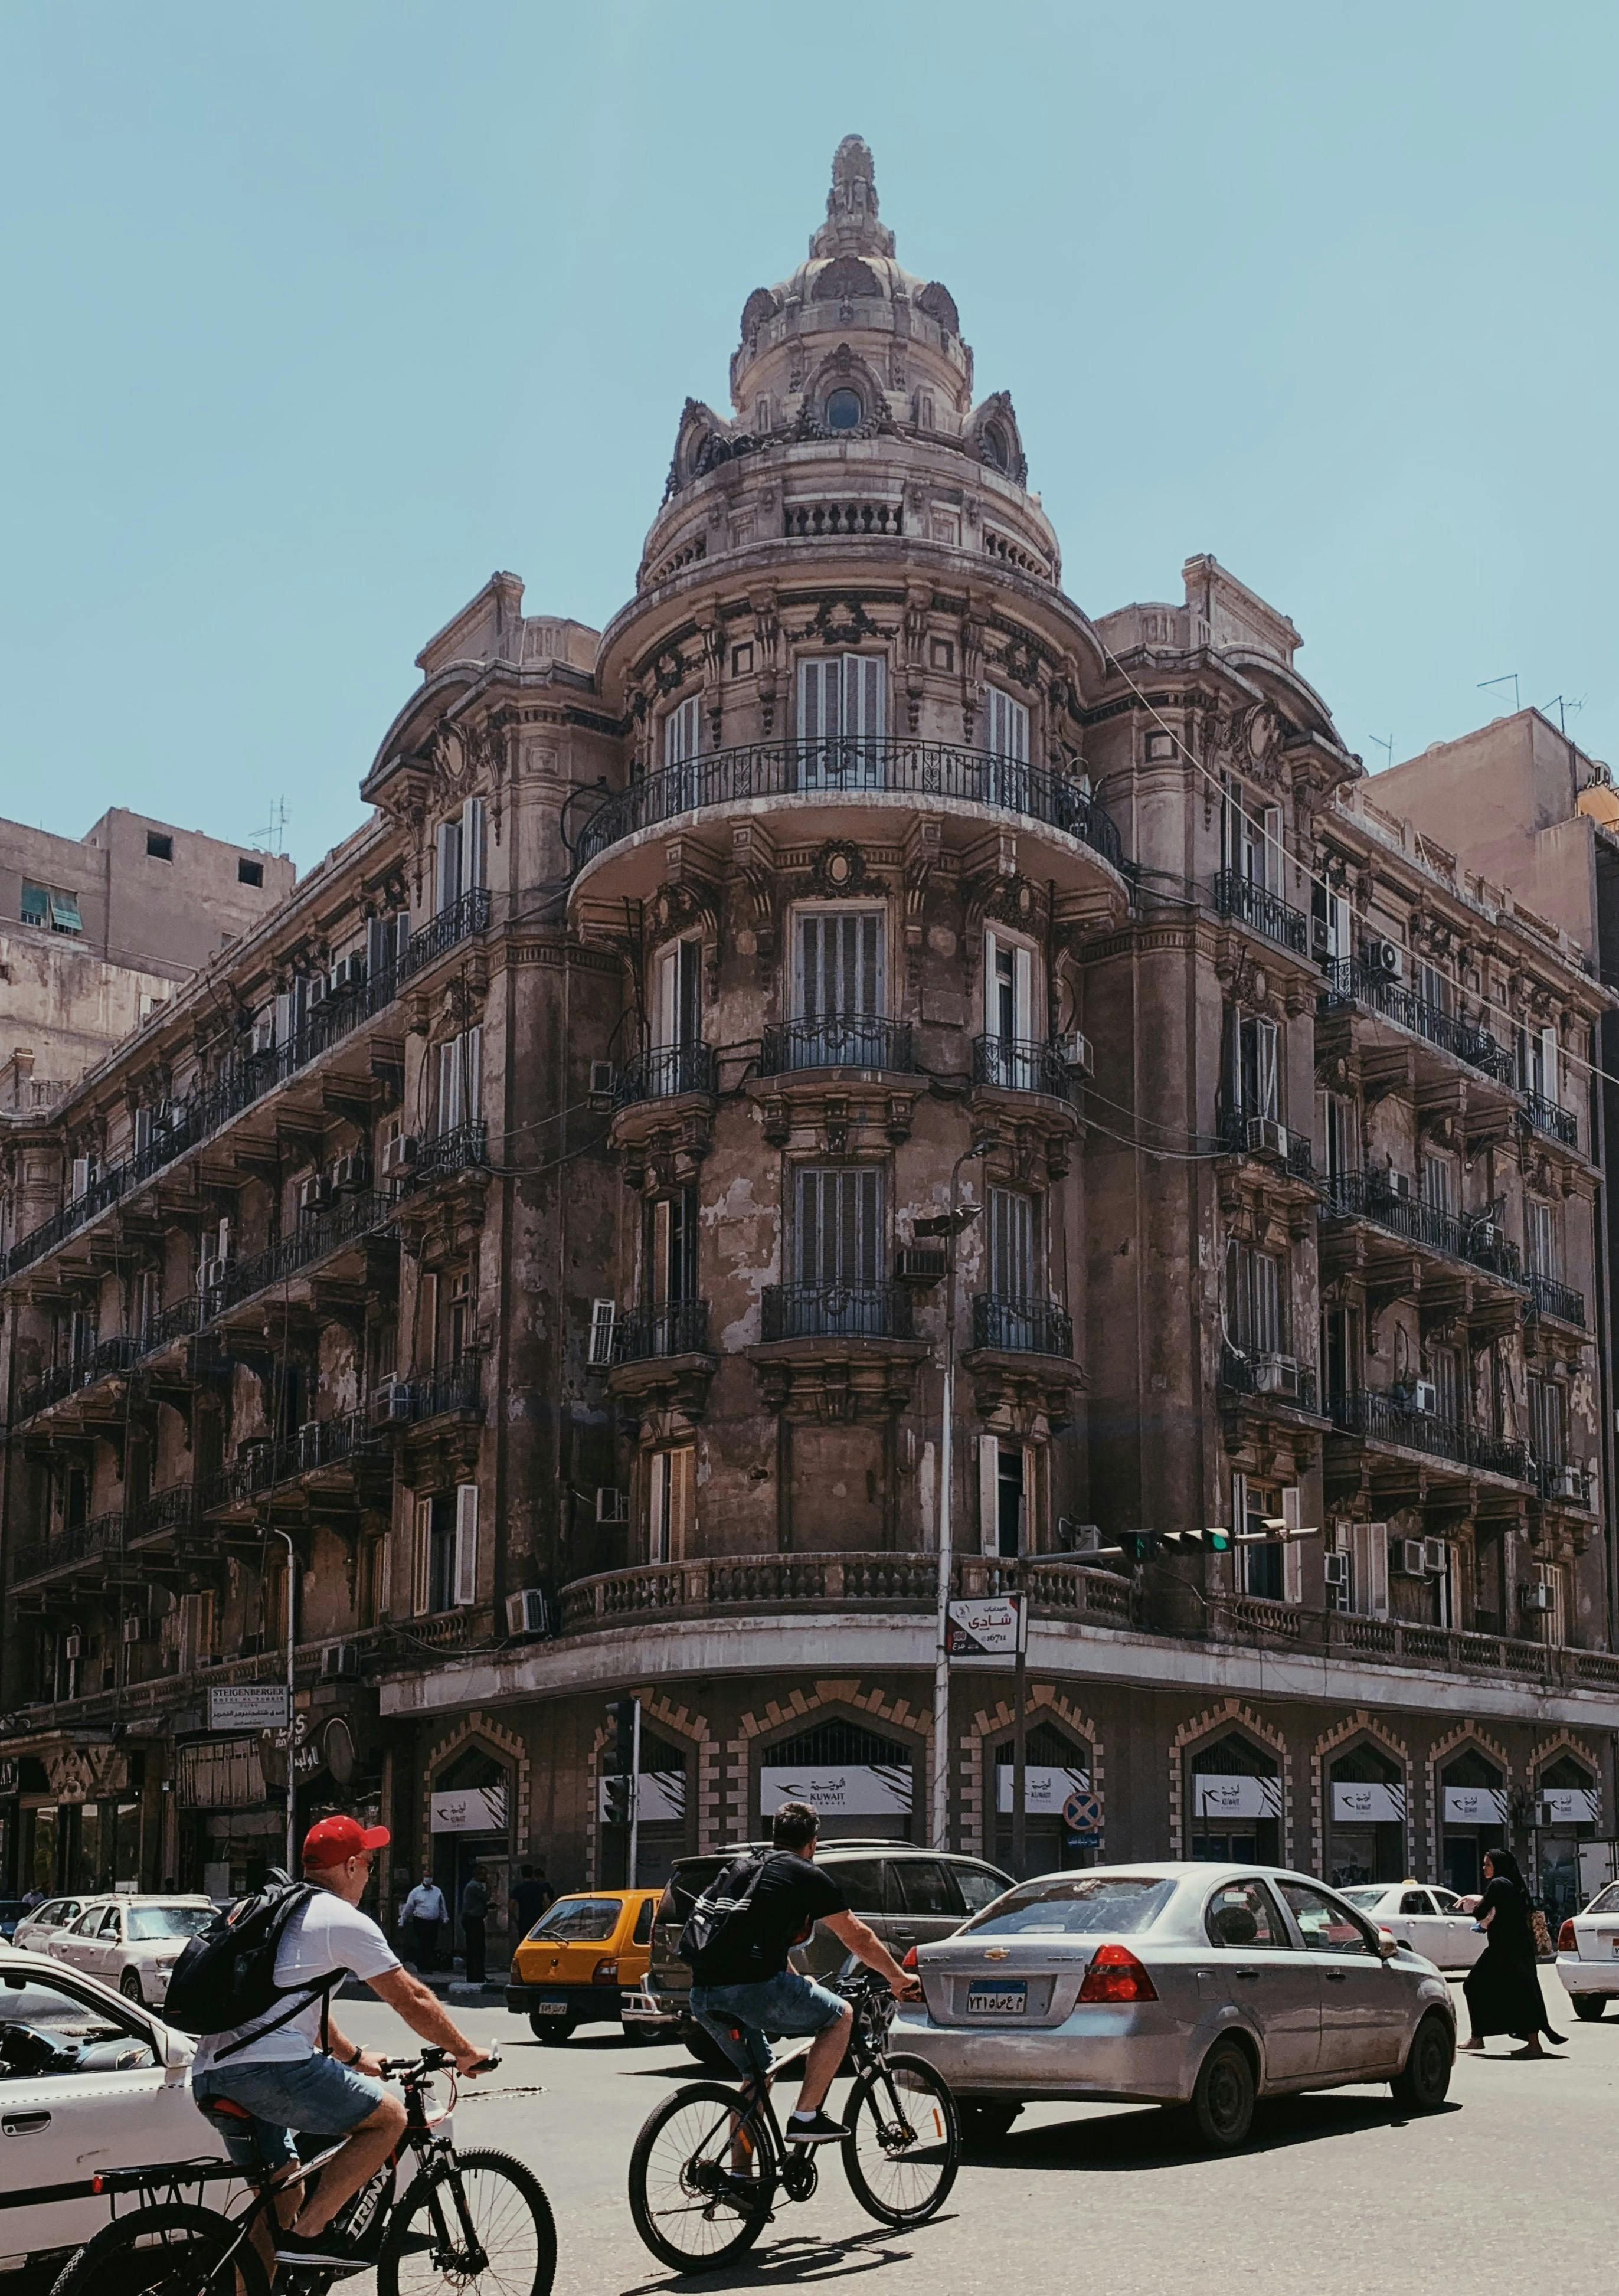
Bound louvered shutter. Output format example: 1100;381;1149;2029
649;1454;669;1564
656;944;678;1049
1540;1025;1560;1107
436;819;460;914
843;655;886;783
1232;1470;1249;1543
1257;1019;1279;1120
459;797;486;895
1281;1488;1303;1604
438;1040;460;1135
1015;943;1033;1041
465;1026;482;1121
987;685;1029;763
799;658;842;784
453;1484;479;1606
979;1434;1000;1556
412;1497;433;1617
1367;1522;1389;1618
672;1447;694;1559
1262;806;1283;895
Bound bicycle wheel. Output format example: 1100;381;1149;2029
377;2148;556;2296
627;2080;775;2274
47;2203;270;2296
842;2053;959;2226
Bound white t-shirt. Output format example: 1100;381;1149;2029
193;1891;401;2071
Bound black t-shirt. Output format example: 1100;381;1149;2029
699;1852;848;1983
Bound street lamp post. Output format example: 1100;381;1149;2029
266;1527;297;1877
924;1138;993;1855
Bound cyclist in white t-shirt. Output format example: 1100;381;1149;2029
191;1814;486;2274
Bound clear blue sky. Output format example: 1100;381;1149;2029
3;4;1614;874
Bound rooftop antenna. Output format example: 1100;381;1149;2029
250;797;288;858
1367;733;1394;772
1477;672;1520;714
1540;694;1585;738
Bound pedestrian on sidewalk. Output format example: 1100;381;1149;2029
1461;1848;1568;2058
400;1872;447;1971
460;1870;489;1984
511;1863;552;1940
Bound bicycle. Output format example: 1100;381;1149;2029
627;1968;959;2273
46;2045;555;2296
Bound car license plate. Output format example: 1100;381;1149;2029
966;1982;1027;2016
1608;1938;1619;1960
537;1997;570;2015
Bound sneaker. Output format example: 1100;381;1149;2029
786;2109;848;2145
274;2226;366;2274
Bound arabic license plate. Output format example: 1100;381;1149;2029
966;1981;1027;2016
537;1998;570;2015
1608;1938;1619;1960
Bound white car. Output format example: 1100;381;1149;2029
46;1896;216;2008
1555;1880;1619;2019
1335;1882;1486;1969
12;1898;88;1958
0;1946;229;2274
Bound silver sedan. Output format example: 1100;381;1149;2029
895;1862;1456;2148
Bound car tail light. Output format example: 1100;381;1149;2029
1559;1921;1577;1952
592;1957;619;1984
1078;1943;1158;2003
902;1946;919;1971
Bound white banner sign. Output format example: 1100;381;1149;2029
208;1685;290;1732
430;1785;509;1836
1540;1788;1600;1827
947;1595;1026;1660
1443;1786;1509;1827
1331;1782;1407;1826
761;1765;913;1818
996;1764;1090;1816
1192;1775;1283;1821
597;1770;688;1824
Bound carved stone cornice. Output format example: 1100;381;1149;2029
746;1073;924;1154
960;1347;1085;1435
746;1336;927;1423
395;1169;490;1268
609;1094;717;1192
968;1085;1081;1182
606;1350;719;1430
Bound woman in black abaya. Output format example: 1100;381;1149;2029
1460;1848;1566;2056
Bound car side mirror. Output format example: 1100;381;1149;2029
1375;1928;1399;1960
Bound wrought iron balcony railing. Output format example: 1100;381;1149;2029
4;890;492;1282
1318;957;1514;1084
1319;1170;1524;1284
1219;1346;1319;1412
614;1044;717;1106
1521;1090;1578;1150
1329;1386;1530;1480
14;1510;127;1585
12;1332;142;1424
202;1407;382;1513
1212;871;1309;955
759;1016;915;1076
407;1120;489;1186
611;1301;712;1363
970;1293;1073;1358
1218;1111;1315;1180
760;1282;915;1343
574;739;1123;874
130;1482;198;1541
201;1189;396;1322
972;1036;1074;1099
1526;1272;1586;1328
1536;1457;1595;1507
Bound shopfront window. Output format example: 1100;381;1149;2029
1325;1745;1406;1887
1440;1747;1506;1896
1188;1732;1281;1865
992;1720;1094;1875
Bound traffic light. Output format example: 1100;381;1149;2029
602;1698;637;1827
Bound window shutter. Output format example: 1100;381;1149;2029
587;1298;616;1367
1232;1470;1248;1542
1014;943;1033;1041
1540;1025;1559;1106
459;797;486;895
1283;1535;1303;1606
657;944;678;1048
843;653;886;770
465;1025;482;1121
453;1484;479;1606
436;819;459;913
1368;1522;1389;1618
439;1039;460;1134
70;1156;90;1201
273;991;293;1049
672;1447;694;1559
367;915;388;977
979;1435;1000;1556
412;1497;433;1617
652;1197;671;1307
664;695;700;768
1257;1019;1279;1120
1262;806;1283;895
983;928;999;1033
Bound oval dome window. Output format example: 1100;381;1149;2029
825;388;863;431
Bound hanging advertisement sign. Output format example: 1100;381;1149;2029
1539;1787;1600;1827
1443;1787;1509;1826
430;1785;509;1836
596;1770;688;1825
1192;1775;1283;1820
996;1764;1090;1816
208;1685;290;1732
947;1595;1026;1662
760;1765;912;1818
1330;1782;1407;1826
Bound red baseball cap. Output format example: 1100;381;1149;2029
302;1814;390;1869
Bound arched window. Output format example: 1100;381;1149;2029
600;1722;691;1891
1537;1754;1600;1924
824;387;863;432
1188;1731;1280;1865
992;1719;1094;1873
760;1719;915;1842
1438;1747;1506;1897
1325;1742;1405;1887
980;422;1009;472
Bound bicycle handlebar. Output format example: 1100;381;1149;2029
377;2046;501;2080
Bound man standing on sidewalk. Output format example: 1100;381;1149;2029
460;1867;489;1984
399;1872;447;1971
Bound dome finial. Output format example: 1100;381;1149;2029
810;134;895;260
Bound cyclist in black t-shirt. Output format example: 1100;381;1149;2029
688;1801;920;2144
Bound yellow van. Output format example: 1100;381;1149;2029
506;1886;662;2043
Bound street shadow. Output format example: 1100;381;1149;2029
966;2091;1463;2171
618;2219;950;2291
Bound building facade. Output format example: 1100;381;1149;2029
1;140;1615;1937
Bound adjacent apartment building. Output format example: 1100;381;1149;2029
1;140;1613;1942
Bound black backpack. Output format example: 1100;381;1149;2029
165;1882;339;2058
678;1855;772;1982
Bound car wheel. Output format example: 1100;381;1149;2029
1572;1995;1607;2022
528;2012;574;2045
683;2022;734;2072
119;1970;145;2006
1188;2037;1257;2151
1390;2011;1454;2111
958;2100;1023;2145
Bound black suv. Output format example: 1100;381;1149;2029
628;1840;1012;2065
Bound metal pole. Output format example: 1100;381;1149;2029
1012;1594;1028;1880
269;1529;297;1876
627;1698;642;1889
931;1142;987;1854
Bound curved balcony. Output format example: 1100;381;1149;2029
612;1300;712;1362
614;1044;717;1105
760;1016;914;1078
971;1036;1073;1100
1328;1385;1530;1484
761;1282;913;1342
970;1293;1072;1358
1212;870;1309;956
569;739;1128;920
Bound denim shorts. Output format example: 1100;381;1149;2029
691;1969;847;2078
192;2055;387;2174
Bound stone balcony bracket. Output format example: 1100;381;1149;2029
966;1087;1081;1181
746;1072;925;1154
395;1168;490;1266
960;1346;1085;1435
746;1335;929;1423
605;1350;719;1430
610;1097;717;1193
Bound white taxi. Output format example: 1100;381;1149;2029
1555;1880;1619;2019
45;1895;215;2008
1335;1882;1486;1969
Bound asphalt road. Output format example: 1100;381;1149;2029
338;1972;1618;2296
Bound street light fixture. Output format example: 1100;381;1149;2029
928;1134;996;1854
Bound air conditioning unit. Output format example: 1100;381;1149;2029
588;1059;617;1101
320;1641;358;1681
370;1378;416;1424
596;1487;629;1525
1324;1550;1352;1609
894;1245;949;1285
336;953;367;989
331;1152;369;1192
1550;1463;1586;1502
1412;1379;1439;1416
1064;1031;1094;1076
1245;1117;1289;1159
587;1300;617;1369
1396;1538;1428;1577
1057;1519;1103;1556
1388;1170;1413;1201
1471;1219;1502;1248
298;1175;332;1216
122;1612;145;1645
1254;1355;1304;1399
1311;914;1331;961
505;1588;554;1640
297;1420;323;1470
381;1133;418;1177
308;973;331;1007
1422;1536;1448;1576
64;1631;81;1661
1522;1581;1553;1614
1366;937;1404;981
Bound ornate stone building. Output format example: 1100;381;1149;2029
1;140;1615;1935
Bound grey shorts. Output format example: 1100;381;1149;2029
192;2054;386;2174
691;1969;848;2078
